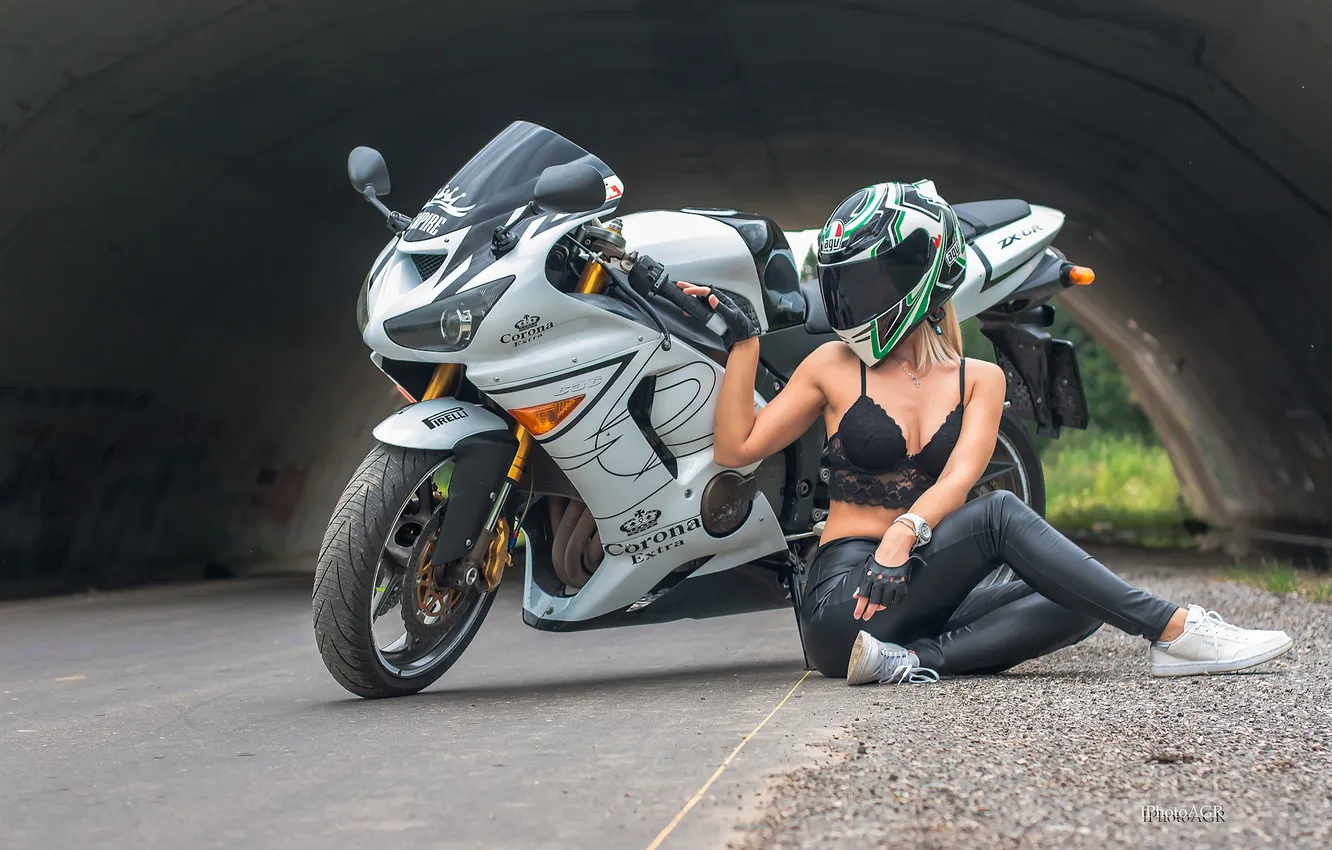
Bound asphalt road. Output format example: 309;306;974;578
0;575;834;850
4;555;1327;850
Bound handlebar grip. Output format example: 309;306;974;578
648;272;717;325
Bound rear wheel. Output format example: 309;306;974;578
968;411;1045;587
312;444;497;699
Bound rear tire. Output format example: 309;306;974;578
312;443;496;699
978;411;1045;513
970;411;1045;587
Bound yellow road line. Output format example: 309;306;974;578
645;670;812;850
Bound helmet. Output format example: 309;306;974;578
817;180;967;366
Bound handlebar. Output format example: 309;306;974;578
635;260;731;337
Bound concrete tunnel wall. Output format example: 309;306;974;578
3;0;1332;595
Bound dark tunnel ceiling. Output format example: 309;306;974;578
2;0;1332;593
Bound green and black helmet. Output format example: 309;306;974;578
817;180;968;366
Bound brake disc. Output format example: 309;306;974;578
400;510;465;640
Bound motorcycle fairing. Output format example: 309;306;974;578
489;341;787;623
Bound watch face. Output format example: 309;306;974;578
911;515;931;543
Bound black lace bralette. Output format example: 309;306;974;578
825;359;966;509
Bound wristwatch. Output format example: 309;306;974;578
894;512;932;548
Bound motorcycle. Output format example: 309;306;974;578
312;121;1093;698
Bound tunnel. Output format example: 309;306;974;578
3;0;1331;595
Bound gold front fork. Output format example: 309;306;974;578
419;363;534;483
417;359;537;591
421;363;462;401
575;259;608;295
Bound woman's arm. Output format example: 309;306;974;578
857;359;1007;619
676;282;830;468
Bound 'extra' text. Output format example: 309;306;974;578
604;517;702;565
501;314;554;347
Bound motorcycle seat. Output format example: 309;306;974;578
953;199;1032;242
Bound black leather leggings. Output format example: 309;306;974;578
799;490;1179;678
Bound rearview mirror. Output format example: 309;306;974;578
348;146;391;196
533;162;606;214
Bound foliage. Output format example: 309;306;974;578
961;307;1188;543
1224;558;1332;603
1040;429;1193;546
1046;310;1155;441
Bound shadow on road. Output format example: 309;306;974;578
309;657;808;710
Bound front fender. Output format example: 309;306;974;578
372;399;510;451
374;398;519;566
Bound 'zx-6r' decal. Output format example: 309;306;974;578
999;224;1043;249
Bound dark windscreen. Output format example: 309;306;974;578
404;121;617;243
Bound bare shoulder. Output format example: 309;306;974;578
794;341;857;385
812;339;857;366
962;357;1006;397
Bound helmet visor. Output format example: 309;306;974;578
818;229;934;332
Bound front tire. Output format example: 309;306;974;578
312;443;496;699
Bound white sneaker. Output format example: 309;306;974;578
1150;604;1293;677
847;631;940;685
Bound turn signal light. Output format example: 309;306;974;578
511;395;584;436
1066;265;1095;285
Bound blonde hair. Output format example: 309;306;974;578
905;301;964;372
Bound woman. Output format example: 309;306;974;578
673;181;1293;686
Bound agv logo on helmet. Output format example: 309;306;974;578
822;220;846;252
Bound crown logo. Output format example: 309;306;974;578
425;185;477;218
619;508;661;535
514;314;541;330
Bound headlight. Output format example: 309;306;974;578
383;276;515;352
440;306;473;347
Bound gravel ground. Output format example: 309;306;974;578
742;558;1332;849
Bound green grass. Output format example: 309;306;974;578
1224;558;1332;603
1041;429;1194;547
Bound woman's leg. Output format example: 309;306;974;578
800;534;995;678
802;490;1177;678
930;490;1178;641
906;580;1102;675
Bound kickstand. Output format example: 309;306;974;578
786;554;814;671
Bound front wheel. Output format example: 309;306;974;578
312;444;496;698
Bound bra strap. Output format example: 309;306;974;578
959;357;966;404
860;360;868;396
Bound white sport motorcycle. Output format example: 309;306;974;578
313;121;1092;698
